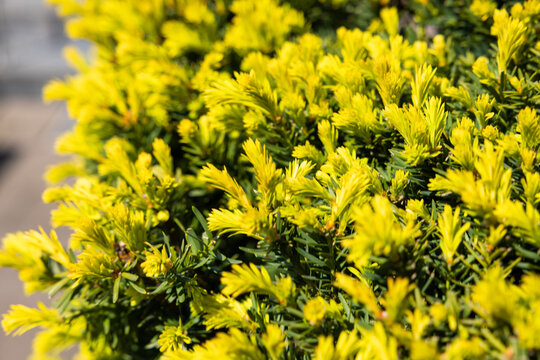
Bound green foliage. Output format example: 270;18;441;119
2;0;540;359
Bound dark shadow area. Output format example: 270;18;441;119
0;147;17;177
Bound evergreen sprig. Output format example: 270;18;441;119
1;0;540;359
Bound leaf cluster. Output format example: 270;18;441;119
2;0;540;359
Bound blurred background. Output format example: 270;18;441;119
0;0;77;358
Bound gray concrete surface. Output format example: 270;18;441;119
0;0;75;358
0;98;71;360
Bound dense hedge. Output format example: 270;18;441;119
1;0;540;359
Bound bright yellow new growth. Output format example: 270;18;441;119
473;93;495;128
304;297;329;325
303;296;341;326
0;228;71;270
407;308;431;341
471;266;518;323
516;107;540;149
205;72;279;119
343;195;420;267
163;328;265;360
200;164;252;210
522;171;540;205
192;294;255;331
2;302;59;336
331;92;380;140
437;205;470;264
69;248;117;282
470;0;497;21
292;142;325;165
221;263;295;305
424;96;447;149
429;141;512;217
492;9;528;74
380;277;414;322
314;330;361;360
318;120;338;154
242;138;282;206
390;169;409;201
358;322;399;360
380;7;399;37
158;320;192;353
332;166;371;221
383;97;446;165
110;204;147;252
495;200;540;246
334;273;379;314
101;139;143;195
224;0;304;55
449;117;476;170
206;207;272;240
152;138;174;176
141;244;173;278
411;64;437;108
261;324;286;360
